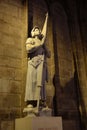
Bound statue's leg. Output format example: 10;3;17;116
36;60;44;110
40;84;47;108
36;86;41;110
40;61;47;108
25;61;37;105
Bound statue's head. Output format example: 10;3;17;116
31;26;41;38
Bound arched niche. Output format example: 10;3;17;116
27;0;55;108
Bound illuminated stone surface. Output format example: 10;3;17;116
15;117;63;130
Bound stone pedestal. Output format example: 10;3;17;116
15;117;63;130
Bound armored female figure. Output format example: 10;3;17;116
25;13;50;109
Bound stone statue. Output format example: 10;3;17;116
24;13;51;114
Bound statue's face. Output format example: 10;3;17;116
34;28;40;36
31;27;41;37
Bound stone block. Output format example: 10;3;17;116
14;69;22;81
0;45;4;56
8;0;22;7
0;79;9;93
0;2;18;17
3;13;23;29
1;120;14;130
0;94;21;108
15;117;63;130
0;56;22;68
1;34;16;45
0;13;3;21
9;80;21;94
0;67;15;79
4;46;22;59
0;107;21;118
0;22;22;39
0;78;21;93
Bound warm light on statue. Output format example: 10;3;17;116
23;13;51;116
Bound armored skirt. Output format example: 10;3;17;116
25;54;48;101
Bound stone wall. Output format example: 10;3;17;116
50;1;82;130
67;0;87;129
77;1;87;129
0;0;87;130
0;0;28;129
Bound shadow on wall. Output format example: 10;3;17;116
52;71;87;130
73;54;87;130
74;71;87;130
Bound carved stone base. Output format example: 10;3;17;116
15;117;63;130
